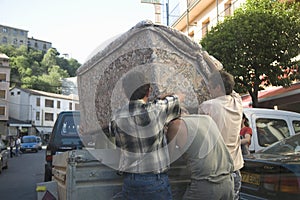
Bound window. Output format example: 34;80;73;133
36;98;40;107
69;102;72;110
0;106;5;116
0;73;6;82
11;92;14;96
293;120;300;134
202;19;210;37
45;99;54;108
36;112;40;121
13;38;18;44
61;115;80;135
75;103;80;111
187;0;195;6
0;90;6;99
256;118;289;147
57;101;61;109
43;44;47;50
2;28;7;33
224;1;232;17
45;113;54;121
34;42;38;48
17;91;20;95
2;37;7;43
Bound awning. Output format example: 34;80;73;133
241;87;281;108
8;117;32;127
35;127;53;134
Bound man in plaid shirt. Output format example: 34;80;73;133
111;70;181;200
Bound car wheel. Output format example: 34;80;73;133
3;160;8;169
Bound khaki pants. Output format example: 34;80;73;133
183;175;234;200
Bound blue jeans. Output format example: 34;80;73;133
115;173;173;200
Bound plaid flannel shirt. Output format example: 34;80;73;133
111;95;180;174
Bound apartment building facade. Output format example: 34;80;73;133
0;24;52;52
28;37;52;52
0;53;10;139
0;24;28;48
8;87;79;137
169;0;246;41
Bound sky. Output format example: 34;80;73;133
0;0;159;64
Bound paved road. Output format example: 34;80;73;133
0;148;45;200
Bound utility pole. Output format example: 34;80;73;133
186;0;189;35
166;0;169;26
216;0;219;23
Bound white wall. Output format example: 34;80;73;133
9;88;79;129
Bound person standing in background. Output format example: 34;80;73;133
15;136;21;156
199;70;244;200
240;113;252;156
9;136;15;158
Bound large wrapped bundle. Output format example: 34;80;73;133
76;20;222;146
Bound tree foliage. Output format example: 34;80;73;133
200;0;300;107
0;44;81;93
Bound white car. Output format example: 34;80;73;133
244;108;300;153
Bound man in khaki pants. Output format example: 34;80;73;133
199;70;244;200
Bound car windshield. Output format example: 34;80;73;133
22;137;37;143
0;139;6;148
256;118;290;147
260;134;300;155
61;115;80;135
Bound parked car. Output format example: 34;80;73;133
0;138;9;173
241;133;300;199
20;135;40;153
44;111;83;181
244;108;300;153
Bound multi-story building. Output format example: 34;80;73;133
0;24;52;52
0;24;28;48
8;87;79;137
0;53;10;139
168;0;246;41
28;37;52;53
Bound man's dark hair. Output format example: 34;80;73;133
209;70;235;95
122;71;150;100
243;113;249;127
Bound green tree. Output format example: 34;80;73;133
38;65;69;93
201;0;300;107
56;57;81;77
1;45;81;93
40;48;59;73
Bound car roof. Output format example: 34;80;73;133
243;108;300;117
22;135;37;138
60;111;80;114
